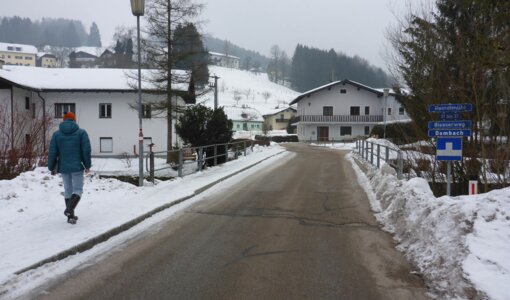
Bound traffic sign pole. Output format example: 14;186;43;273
447;161;451;196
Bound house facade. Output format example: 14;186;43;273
290;79;409;141
263;107;297;132
0;42;37;66
0;66;194;156
36;53;57;68
224;105;264;133
209;52;240;69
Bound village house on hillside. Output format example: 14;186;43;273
263;107;297;132
290;79;410;141
0;65;195;156
223;105;264;133
0;42;37;67
209;52;240;69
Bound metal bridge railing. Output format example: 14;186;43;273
355;139;404;180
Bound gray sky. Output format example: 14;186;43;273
1;0;409;69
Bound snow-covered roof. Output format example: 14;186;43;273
290;79;388;105
209;51;240;60
223;105;264;122
36;52;56;59
0;66;189;92
0;42;37;54
262;106;297;117
73;46;107;57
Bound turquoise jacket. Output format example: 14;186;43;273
48;120;91;174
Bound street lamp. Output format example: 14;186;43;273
383;88;390;139
131;0;145;186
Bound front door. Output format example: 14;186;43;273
317;126;329;141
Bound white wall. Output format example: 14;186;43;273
6;87;184;156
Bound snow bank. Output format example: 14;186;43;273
348;153;510;300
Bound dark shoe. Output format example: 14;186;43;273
64;198;70;216
67;215;78;224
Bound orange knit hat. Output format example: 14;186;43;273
63;111;76;121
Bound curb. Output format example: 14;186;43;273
14;150;287;276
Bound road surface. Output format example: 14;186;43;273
37;143;429;299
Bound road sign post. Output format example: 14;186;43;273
428;103;473;196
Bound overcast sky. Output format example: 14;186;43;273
1;0;414;69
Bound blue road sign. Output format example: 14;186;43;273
428;120;472;130
437;137;462;161
428;129;472;137
428;103;473;113
439;112;461;120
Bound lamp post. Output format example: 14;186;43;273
209;74;220;109
383;88;389;139
131;0;145;187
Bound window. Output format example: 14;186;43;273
323;106;333;116
7;46;13;51
280;114;284;119
399;106;405;115
99;103;112;118
350;106;360;116
142;104;151;118
340;126;352;136
54;103;76;118
340;89;347;94
100;138;113;153
387;107;392;115
364;106;370;115
25;56;33;60
25;97;30;110
365;126;370;135
15;47;21;51
25;134;31;145
15;56;22;59
236;124;240;129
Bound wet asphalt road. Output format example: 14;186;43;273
38;143;429;300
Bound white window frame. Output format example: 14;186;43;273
100;137;113;153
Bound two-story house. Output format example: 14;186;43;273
263;107;297;132
290;79;409;141
0;42;37;67
209;52;240;69
36;53;57;68
0;65;195;156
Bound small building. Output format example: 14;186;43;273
224;105;264;133
290;79;410;141
209;52;240;69
36;53;57;68
0;42;37;67
0;65;195;156
263;107;297;132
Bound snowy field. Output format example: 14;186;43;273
0;144;289;298
347;152;510;300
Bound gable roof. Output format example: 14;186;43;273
0;66;190;93
0;42;37;54
289;79;386;105
223;105;264;122
262;106;297;117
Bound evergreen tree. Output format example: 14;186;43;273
173;22;209;86
88;22;102;47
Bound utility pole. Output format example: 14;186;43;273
210;74;220;109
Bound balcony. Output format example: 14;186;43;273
297;115;383;123
275;118;290;123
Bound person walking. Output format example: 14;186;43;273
48;111;91;224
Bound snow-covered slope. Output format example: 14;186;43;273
199;66;300;116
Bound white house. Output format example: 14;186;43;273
0;66;194;156
290;79;410;141
223;105;264;133
209;52;240;69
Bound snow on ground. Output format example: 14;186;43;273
199;66;300;116
347;153;510;300
0;144;288;291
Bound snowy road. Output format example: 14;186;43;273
36;144;429;299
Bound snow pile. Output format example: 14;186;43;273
349;155;510;300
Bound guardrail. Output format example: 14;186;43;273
355;139;404;180
145;140;254;183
